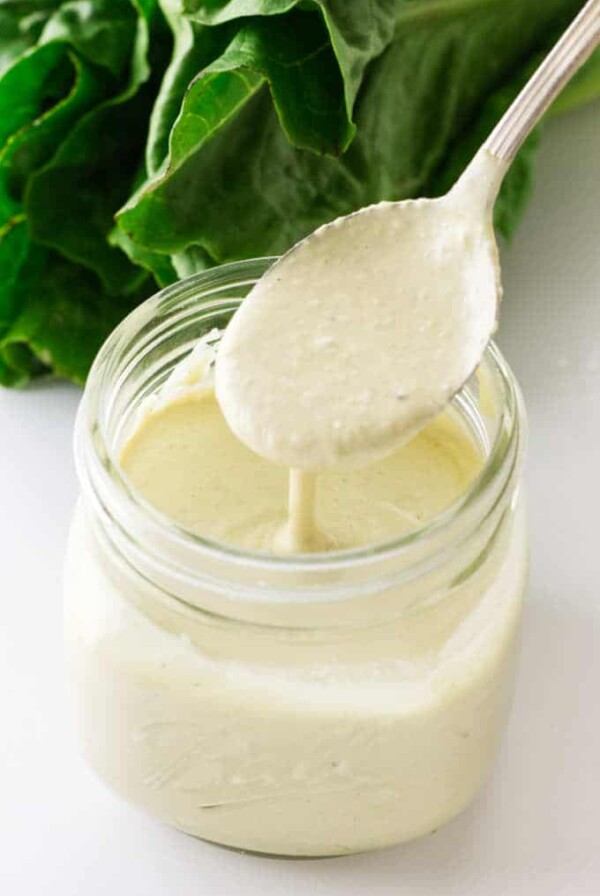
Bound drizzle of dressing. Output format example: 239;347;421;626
274;471;331;553
120;372;483;555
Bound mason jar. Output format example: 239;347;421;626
64;258;527;858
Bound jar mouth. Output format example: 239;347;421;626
76;258;525;584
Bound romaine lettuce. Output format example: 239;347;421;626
0;0;599;386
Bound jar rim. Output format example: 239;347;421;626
76;258;525;583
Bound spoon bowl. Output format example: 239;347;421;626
215;151;505;470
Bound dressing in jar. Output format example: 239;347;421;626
65;259;527;857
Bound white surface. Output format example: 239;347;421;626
1;103;599;893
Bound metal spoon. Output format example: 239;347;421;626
216;0;600;471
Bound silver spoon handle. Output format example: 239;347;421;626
485;0;600;162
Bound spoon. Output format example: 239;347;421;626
216;0;600;472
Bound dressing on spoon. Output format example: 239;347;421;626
216;149;506;474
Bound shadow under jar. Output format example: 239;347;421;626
65;258;528;858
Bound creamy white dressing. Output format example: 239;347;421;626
67;336;526;856
119;366;483;555
65;499;527;855
68;369;526;855
215;150;507;477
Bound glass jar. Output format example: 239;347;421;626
65;258;527;858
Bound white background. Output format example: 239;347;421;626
1;102;599;894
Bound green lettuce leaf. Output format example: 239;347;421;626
184;0;406;125
0;250;151;386
0;1;61;78
0;42;67;151
118;0;591;264
0;218;30;342
145;0;236;174
108;224;178;287
1;0;600;388
0;0;168;382
0;44;107;350
25;0;169;295
0;52;104;223
38;0;139;78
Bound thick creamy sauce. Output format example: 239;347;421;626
66;305;527;857
215;150;505;474
66;470;526;855
120;389;482;554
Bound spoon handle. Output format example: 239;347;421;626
485;0;600;162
